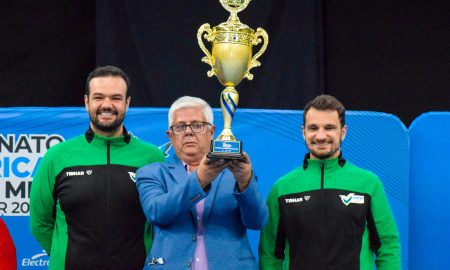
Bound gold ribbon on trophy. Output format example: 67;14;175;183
197;0;268;160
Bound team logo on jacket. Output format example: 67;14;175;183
339;193;364;206
66;171;85;176
66;170;93;177
285;197;303;203
128;172;136;182
285;195;310;204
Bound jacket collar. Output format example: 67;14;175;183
302;152;346;170
85;126;131;144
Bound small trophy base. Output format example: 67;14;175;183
207;140;244;161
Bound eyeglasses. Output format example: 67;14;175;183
170;121;211;135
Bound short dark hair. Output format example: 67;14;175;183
85;65;130;98
303;95;346;126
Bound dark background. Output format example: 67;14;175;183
1;0;449;126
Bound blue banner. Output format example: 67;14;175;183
409;112;450;270
1;107;409;269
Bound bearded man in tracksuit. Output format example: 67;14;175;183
259;95;401;270
30;66;164;270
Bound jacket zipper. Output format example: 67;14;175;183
320;162;325;270
105;140;111;269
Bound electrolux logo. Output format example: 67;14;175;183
22;250;49;267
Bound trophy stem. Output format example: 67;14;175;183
217;86;239;141
227;12;241;24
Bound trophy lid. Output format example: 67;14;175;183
215;0;254;35
218;0;253;27
219;0;251;14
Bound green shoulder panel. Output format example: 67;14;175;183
30;134;87;254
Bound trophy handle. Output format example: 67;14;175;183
197;23;215;77
246;27;269;80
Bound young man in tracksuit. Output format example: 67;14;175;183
30;66;164;270
259;95;401;270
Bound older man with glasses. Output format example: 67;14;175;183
136;96;268;270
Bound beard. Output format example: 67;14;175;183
307;137;342;160
309;147;340;160
90;108;124;133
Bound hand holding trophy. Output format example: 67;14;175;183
197;0;268;160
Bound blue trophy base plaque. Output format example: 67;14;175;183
207;140;244;160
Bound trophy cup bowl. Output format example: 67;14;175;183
213;36;252;87
197;0;268;160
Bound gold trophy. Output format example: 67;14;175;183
197;0;268;160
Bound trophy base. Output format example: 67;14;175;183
207;140;244;161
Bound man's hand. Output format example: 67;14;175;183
228;152;252;192
197;156;228;189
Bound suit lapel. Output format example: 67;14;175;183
166;155;224;227
203;171;223;226
166;156;188;185
166;156;199;225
